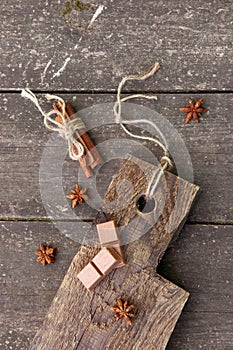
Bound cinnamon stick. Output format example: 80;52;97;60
53;103;94;178
65;103;103;169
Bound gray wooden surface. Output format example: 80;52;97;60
0;0;233;349
0;0;233;91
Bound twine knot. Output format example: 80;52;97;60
21;89;85;160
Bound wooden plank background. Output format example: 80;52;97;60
0;0;233;91
0;0;232;349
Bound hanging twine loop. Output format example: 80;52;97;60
113;63;173;198
21;89;84;160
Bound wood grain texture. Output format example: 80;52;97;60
0;0;232;91
1;2;233;348
1;93;232;223
1;222;233;350
30;156;199;350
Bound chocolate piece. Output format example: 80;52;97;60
77;248;122;290
77;262;103;291
92;248;119;275
96;221;126;267
110;246;126;267
96;220;119;246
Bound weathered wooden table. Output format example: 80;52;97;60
0;1;232;349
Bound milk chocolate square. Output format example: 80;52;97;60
96;220;126;268
96;220;119;246
92;248;119;275
77;262;103;291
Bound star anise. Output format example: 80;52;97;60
35;244;56;266
180;98;208;124
110;299;136;326
67;184;89;208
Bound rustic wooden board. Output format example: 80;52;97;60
0;0;232;91
29;156;199;350
1;93;232;223
1;222;233;350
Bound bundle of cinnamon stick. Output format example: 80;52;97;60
54;101;103;178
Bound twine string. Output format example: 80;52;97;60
22;64;172;197
113;63;172;198
21;88;85;160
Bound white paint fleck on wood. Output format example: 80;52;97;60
41;59;52;84
87;5;105;29
52;57;71;79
